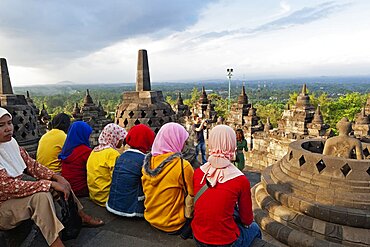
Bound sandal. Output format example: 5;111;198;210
80;214;105;228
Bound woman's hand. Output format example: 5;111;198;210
51;181;71;200
52;174;71;191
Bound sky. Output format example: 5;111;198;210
0;0;370;86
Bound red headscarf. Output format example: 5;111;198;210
125;124;155;153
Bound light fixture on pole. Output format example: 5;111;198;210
227;68;233;112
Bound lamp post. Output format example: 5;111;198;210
227;68;233;112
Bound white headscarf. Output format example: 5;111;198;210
0;107;26;177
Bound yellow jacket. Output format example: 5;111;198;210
87;148;120;207
142;152;194;232
36;129;66;173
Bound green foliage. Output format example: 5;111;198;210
325;92;366;130
255;103;285;127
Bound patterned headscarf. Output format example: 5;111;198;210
125;124;155;153
200;125;243;187
151;122;189;156
93;123;127;152
58;121;92;160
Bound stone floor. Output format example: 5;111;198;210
60;168;284;247
2;168;285;247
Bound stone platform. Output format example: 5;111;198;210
1;170;278;247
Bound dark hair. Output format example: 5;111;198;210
51;113;71;133
236;128;245;138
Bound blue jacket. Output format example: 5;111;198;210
107;149;145;217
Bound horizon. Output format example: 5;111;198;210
1;1;370;86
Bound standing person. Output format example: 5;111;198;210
37;113;71;173
107;124;155;217
142;123;194;236
235;129;248;171
193;115;207;165
0;107;103;247
87;123;127;207
192;125;261;247
60;121;92;197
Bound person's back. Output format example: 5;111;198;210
141;122;193;234
37;129;66;173
37;113;70;173
87;123;127;207
191;125;261;247
107;124;155;217
59;121;92;197
192;169;252;245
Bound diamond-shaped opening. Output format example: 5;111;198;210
289;151;293;161
119;111;124;118
128;111;134;118
14;125;19;131
22;110;27;116
316;159;326;173
363;148;369;157
340;163;352;177
299;155;306;167
134;119;141;125
154;128;159;134
28;116;32;122
123;118;128;127
367;167;370;176
159;118;164;125
141;111;146;118
147;119;153;126
152;110;157;117
25;123;29;130
21;132;27;138
31;130;35;136
19;117;24;123
163;109;167;115
12;111;17;116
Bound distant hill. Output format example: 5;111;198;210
13;76;370;97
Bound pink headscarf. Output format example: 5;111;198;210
200;125;243;187
93;123;127;152
151;122;189;156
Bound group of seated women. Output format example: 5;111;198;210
0;107;261;247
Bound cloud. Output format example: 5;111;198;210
0;0;213;66
193;1;350;41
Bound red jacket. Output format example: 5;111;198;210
61;145;91;197
191;168;253;245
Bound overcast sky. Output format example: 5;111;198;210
1;0;369;86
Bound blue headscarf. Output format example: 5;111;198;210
58;121;92;160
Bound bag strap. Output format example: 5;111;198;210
180;157;188;196
194;183;208;204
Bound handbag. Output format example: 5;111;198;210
180;158;194;219
56;193;82;241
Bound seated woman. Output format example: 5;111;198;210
87;123;127;207
37;113;71;173
0;107;102;247
142;122;194;234
60;121;92;197
192;125;261;247
107;124;155;217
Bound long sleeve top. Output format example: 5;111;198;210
191;168;253;245
0;148;54;206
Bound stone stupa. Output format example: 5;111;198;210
115;49;176;133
